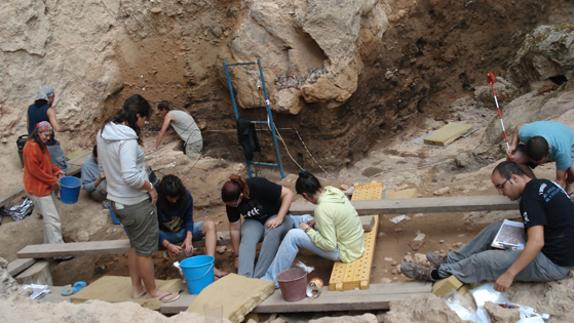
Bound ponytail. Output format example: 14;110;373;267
295;170;322;195
221;174;250;202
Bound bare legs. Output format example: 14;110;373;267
128;248;161;298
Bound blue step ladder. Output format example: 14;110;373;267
223;59;286;179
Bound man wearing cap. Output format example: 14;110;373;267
27;85;68;172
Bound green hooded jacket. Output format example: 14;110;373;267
307;186;365;262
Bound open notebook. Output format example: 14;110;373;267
491;219;525;250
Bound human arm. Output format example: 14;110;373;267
46;108;66;132
229;220;241;266
306;207;338;251
495;225;544;292
119;141;157;203
183;230;194;256
508;126;521;156
23;143;59;186
154;115;173;150
182;193;195;256
266;186;295;229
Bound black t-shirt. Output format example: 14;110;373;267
519;179;574;267
226;177;282;224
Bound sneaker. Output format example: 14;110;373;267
426;251;446;268
400;261;435;281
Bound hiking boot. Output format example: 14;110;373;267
426;251;446;268
400;261;435;281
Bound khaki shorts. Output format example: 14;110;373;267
113;199;159;256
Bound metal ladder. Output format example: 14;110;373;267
223;58;286;179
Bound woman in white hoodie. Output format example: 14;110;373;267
96;95;178;303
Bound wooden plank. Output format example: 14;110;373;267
290;195;517;215
18;234;231;258
424;122;473;146
360;215;375;232
386;188;417;199
160;282;432;314
15;261;53;285
7;258;35;277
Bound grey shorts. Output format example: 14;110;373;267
113;199;159;256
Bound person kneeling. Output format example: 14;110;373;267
262;171;365;286
157;175;226;278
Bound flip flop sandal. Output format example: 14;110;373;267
157;291;181;303
60;280;87;296
132;290;148;299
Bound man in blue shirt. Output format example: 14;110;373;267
509;120;574;197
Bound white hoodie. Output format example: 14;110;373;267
96;122;148;205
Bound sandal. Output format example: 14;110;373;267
132;289;147;299
154;291;181;303
60;281;87;296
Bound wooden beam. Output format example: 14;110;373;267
7;258;35;277
18;234;231;259
160;282;431;314
290;195;517;215
360;215;375;232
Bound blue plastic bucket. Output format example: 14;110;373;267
59;176;81;204
180;255;214;295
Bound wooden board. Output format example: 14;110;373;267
160;282;432;314
360;215;375;232
71;275;184;310
386;188;417;199
328;182;383;291
15;261;52;285
17;234;231;258
424;122;473;146
7;258;35;277
290;195;517;215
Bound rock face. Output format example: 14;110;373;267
481;89;574;146
510;24;574;86
481;24;574;147
0;0;123;137
225;0;388;114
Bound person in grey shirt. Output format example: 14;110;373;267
81;145;107;202
154;101;203;157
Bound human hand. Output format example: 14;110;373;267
183;240;194;256
166;242;182;255
307;219;316;227
299;223;310;232
495;271;515;292
266;217;283;229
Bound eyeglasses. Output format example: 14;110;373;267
494;178;510;191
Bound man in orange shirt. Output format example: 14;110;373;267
23;121;67;249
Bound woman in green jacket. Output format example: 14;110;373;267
262;171;364;286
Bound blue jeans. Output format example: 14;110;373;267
262;214;340;286
159;221;204;247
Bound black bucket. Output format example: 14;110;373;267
16;135;28;167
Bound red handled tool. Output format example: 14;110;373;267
486;72;511;153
